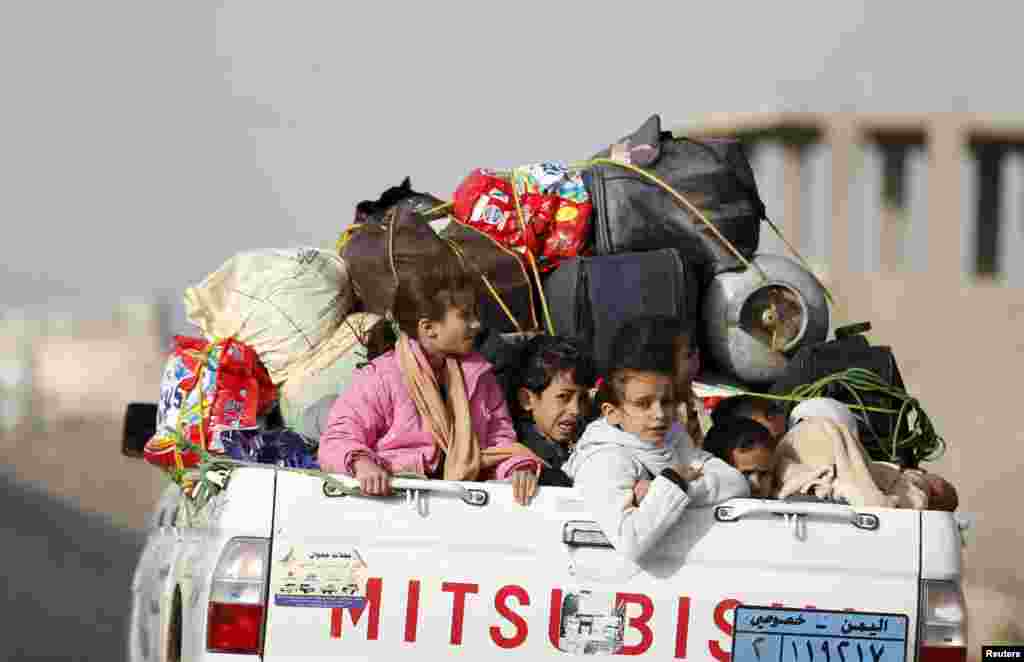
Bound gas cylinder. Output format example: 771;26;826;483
703;254;829;385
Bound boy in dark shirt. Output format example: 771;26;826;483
509;336;596;487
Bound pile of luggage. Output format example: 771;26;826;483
144;113;942;481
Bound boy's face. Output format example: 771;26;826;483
730;445;776;498
519;370;586;444
603;371;677;444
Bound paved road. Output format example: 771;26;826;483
0;468;146;661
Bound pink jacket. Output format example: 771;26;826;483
318;341;537;480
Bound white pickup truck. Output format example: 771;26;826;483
121;404;968;662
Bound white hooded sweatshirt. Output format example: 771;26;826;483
562;418;749;563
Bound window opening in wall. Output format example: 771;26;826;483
868;130;925;273
881;142;909;210
971;141;1008;279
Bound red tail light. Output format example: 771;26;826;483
918;580;967;662
207;603;265;654
919;645;967;662
207;537;270;655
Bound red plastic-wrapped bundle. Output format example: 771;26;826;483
539;198;592;271
452;170;540;256
452;167;591;273
143;336;278;470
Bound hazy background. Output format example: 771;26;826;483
2;1;1022;660
5;1;1022;322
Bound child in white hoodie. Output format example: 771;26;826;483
562;318;749;563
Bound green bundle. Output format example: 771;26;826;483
785;368;946;465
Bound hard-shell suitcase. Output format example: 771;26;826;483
542;248;699;373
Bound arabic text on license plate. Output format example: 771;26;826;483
732;606;908;662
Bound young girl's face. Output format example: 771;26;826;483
423;297;481;357
603;371;677;444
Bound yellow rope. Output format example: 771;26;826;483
336;226;359;254
425;201;454;217
445;238;523;333
525;250;554;335
373;151;834;334
386;207;400;287
760;216;834;304
453;218;541;331
568;157;836;304
576;158;768;281
509;168;556;335
712;388;901;414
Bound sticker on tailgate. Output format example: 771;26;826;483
272;545;369;609
732;606;908;662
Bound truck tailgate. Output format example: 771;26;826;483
263;472;920;661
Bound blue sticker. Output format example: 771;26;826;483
274;595;367;609
733;606;908;662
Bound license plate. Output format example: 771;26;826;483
732;606;908;662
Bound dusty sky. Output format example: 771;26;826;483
2;1;1020;326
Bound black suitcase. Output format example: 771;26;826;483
584;114;766;281
770;323;913;466
542;248;699;374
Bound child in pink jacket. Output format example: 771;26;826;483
318;258;541;505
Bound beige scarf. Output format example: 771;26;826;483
396;334;539;481
775;418;929;509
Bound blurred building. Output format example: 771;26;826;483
0;299;169;529
681;111;1024;650
680;112;1024;285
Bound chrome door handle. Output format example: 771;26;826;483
323;475;489;507
714;500;879;531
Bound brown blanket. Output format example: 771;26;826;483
775;417;929;509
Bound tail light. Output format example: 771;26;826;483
919;580;967;662
207;537;270;655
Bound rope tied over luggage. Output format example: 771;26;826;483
571;157;834;305
507;167;557;335
438;156;835;313
710;367;945;465
339;204;540;335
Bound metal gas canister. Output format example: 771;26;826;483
703;254;830;385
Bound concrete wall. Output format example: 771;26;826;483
837;274;1024;650
741;112;1024;652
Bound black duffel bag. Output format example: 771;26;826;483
542;248;699;374
584;114;766;281
770;323;917;467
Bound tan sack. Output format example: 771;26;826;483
775;417;929;509
184;248;354;383
278;312;381;438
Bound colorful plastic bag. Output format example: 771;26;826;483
452;162;592;273
144;336;278;470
